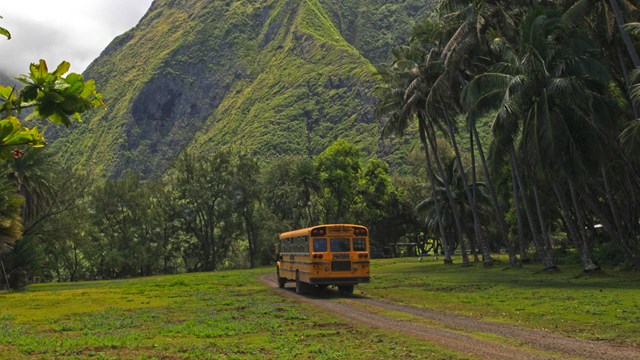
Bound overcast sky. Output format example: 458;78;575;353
0;0;154;76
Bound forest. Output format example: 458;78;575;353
1;0;640;287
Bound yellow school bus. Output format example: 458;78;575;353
276;224;370;295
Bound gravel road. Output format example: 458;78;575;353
259;274;640;360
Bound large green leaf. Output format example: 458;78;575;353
53;61;70;77
0;116;44;150
0;26;10;40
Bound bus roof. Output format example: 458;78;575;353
279;224;367;239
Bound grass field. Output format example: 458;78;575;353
1;257;639;359
0;268;461;359
360;256;640;345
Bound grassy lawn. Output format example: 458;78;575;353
0;268;462;359
358;256;640;345
2;257;639;358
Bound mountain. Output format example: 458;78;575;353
50;0;434;177
0;71;20;88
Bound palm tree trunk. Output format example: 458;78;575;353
511;163;529;262
441;103;492;266
472;124;519;266
581;190;640;271
418;117;452;264
509;147;555;270
608;0;640;67
469;126;480;264
601;165;631;243
424;118;470;266
614;40;640;117
552;180;599;272
531;180;556;269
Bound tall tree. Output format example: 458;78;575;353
232;151;262;269
172;149;235;272
316;139;362;223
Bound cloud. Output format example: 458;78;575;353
0;0;153;76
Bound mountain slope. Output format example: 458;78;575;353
50;0;433;177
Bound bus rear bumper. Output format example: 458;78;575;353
308;277;370;285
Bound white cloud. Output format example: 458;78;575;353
0;0;153;76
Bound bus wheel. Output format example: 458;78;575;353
295;271;305;295
338;285;354;296
276;268;286;288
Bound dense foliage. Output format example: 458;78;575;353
3;0;640;288
375;0;640;271
0;56;103;285
1;140;423;285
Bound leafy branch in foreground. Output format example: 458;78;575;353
0;60;105;160
0;15;10;40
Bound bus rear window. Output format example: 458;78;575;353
353;238;367;251
330;238;351;252
313;238;327;252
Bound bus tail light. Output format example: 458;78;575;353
312;254;324;259
358;253;369;259
353;228;368;236
311;227;326;236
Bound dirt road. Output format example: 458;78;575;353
259;274;640;359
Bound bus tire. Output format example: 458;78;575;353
338;285;354;296
276;268;286;288
295;271;305;295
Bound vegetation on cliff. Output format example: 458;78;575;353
49;0;434;177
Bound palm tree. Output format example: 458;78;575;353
563;0;640;116
292;157;321;227
428;0;536;267
6;150;56;226
463;8;614;270
417;158;491;260
375;18;460;264
0;168;23;255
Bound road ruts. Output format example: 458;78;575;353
259;274;640;360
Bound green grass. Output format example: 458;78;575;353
3;257;638;358
0;268;463;359
357;256;640;345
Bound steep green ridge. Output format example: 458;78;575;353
321;0;434;65
190;0;377;158
49;0;434;177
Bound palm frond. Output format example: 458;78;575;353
620;119;640;153
630;67;640;104
625;22;640;38
562;0;592;27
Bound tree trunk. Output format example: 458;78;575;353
552;180;599;272
509;147;555;270
511;167;529;262
473;123;519;266
581;191;640;271
441;104;492;266
418;117;452;264
469;126;481;264
614;39;640;118
601;165;630;247
423;118;470;266
531;181;556;269
608;0;640;67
